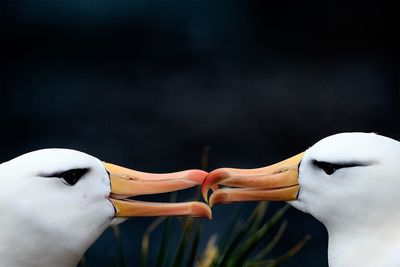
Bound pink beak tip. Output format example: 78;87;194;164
191;202;213;219
201;169;229;203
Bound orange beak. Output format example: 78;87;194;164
105;163;211;219
202;152;304;207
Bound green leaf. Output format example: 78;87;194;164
274;235;311;264
245;235;311;267
217;202;268;267
186;220;202;267
227;204;290;267
141;217;165;267
252;220;288;261
156;217;173;267
112;226;126;267
172;218;194;267
246;202;269;236
216;206;241;251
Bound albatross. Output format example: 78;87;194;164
202;132;400;267
0;148;211;267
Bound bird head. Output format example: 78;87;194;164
0;149;210;266
202;132;400;228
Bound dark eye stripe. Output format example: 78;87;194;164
313;160;365;175
42;168;89;186
58;168;89;185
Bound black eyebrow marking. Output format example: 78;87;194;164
312;160;368;169
312;160;369;175
41;168;90;178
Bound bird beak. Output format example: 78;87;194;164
105;163;211;219
202;152;304;207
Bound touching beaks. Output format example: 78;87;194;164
202;152;304;207
105;163;212;219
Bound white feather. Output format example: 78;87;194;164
290;132;400;267
0;149;115;267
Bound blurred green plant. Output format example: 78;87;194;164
79;147;309;267
132;202;309;267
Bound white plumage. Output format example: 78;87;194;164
292;133;400;267
204;132;400;267
0;149;113;267
0;149;210;267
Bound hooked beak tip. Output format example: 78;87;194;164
201;169;229;204
201;188;209;204
209;189;231;207
198;203;213;219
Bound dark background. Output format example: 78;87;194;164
1;1;399;266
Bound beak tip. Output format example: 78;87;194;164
205;209;212;219
201;168;229;203
209;190;232;207
208;193;216;208
191;202;212;219
201;188;209;204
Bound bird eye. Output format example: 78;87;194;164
313;161;337;175
58;169;89;186
312;160;366;176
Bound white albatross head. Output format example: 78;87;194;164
291;132;400;228
203;132;400;266
0;149;210;267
